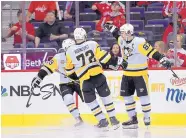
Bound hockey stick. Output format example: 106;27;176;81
26;86;40;108
55;69;80;84
169;68;179;79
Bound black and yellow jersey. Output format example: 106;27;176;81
42;52;72;84
65;40;111;82
119;36;157;76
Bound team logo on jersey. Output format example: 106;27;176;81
124;44;134;59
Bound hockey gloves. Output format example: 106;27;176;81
118;57;128;70
31;75;42;88
160;56;172;69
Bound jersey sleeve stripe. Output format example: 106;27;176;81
147;48;155;57
99;52;109;61
65;66;75;71
100;54;111;64
149;49;157;58
65;69;75;75
41;65;53;74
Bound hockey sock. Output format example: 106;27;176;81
63;94;80;119
124;96;136;119
100;95;116;117
139;96;151;119
87;99;106;121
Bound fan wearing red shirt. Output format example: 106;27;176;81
93;1;125;32
2;10;35;46
167;34;186;67
106;2;126;29
137;1;151;7
162;1;185;17
162;21;184;44
178;7;186;27
27;1;57;21
148;41;167;68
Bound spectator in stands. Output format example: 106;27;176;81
136;1;151;7
94;1;125;32
64;2;88;20
27;1;57;22
102;43;121;70
162;20;184;44
35;11;68;49
2;10;35;47
178;6;186;27
162;1;185;18
167;34;186;67
148;41;167;68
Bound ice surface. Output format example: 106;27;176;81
2;125;186;138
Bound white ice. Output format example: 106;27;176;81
2;125;186;138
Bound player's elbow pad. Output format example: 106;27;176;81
38;66;53;80
68;72;79;81
152;51;164;61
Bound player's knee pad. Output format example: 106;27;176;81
83;90;96;103
63;94;74;105
59;84;73;98
97;81;110;97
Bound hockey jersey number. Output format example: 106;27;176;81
76;50;96;67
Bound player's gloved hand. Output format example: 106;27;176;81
31;75;42;88
117;57;128;70
103;23;117;33
160;56;172;69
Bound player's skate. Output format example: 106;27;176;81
144;117;150;128
74;116;83;127
110;116;120;130
122;115;138;129
95;118;109;131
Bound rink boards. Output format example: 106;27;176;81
1;69;186;126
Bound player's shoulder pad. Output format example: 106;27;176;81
54;53;66;60
86;40;99;48
135;36;146;44
86;40;99;45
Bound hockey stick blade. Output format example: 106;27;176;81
170;68;179;79
26;86;40;108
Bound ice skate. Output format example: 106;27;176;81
95;118;109;131
122;115;138;129
144;117;150;128
74;116;83;127
110;116;120;130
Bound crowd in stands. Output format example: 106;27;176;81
1;1;186;69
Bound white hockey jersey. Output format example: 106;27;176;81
44;52;72;84
118;36;158;76
65;40;111;82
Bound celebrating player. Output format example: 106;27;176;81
65;28;120;130
31;38;84;127
117;24;172;129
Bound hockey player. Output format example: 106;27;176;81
31;38;84;127
65;28;120;130
117;24;172;129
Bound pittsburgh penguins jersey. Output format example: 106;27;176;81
119;36;157;76
42;52;72;84
65;40;111;82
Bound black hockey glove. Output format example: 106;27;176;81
160;56;172;69
117;57;128;70
31;75;42;88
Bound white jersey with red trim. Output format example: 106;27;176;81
167;48;186;67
